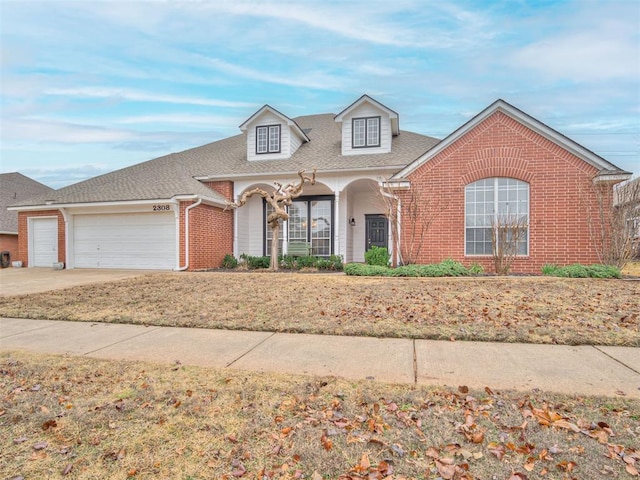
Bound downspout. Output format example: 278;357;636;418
175;198;202;271
380;190;402;267
59;208;69;269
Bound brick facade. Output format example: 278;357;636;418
179;201;234;270
16;210;66;267
397;111;613;274
0;234;18;264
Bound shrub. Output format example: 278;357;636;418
221;254;238;269
364;246;390;266
279;255;296;270
344;263;390;276
345;259;480;277
244;255;271;269
541;263;621;279
295;255;317;268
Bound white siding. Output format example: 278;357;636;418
341;103;393;156
236;195;264;256
245;111;305;161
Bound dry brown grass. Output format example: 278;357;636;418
0;273;638;346
2;351;638;480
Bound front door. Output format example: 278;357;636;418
365;214;388;251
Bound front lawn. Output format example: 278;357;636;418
0;273;638;346
1;351;638;479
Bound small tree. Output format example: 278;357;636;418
583;175;639;269
226;170;316;271
378;181;450;266
491;212;529;275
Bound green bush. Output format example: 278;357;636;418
364;246;390;267
243;255;271;269
345;259;481;277
221;254;238;269
344;263;390;276
541;263;621;279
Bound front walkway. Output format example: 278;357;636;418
1;318;638;398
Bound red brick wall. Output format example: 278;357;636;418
399;111;613;274
16;210;66;267
204;181;234;202
0;234;19;264
179;201;234;270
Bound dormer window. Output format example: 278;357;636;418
353;116;380;148
256;125;281;154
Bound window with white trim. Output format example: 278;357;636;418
352;116;380;148
465;178;529;255
256;125;281;154
264;196;334;256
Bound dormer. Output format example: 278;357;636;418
239;105;310;162
334;94;399;156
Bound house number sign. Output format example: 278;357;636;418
152;204;171;211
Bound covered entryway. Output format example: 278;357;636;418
29;217;58;267
73;213;175;269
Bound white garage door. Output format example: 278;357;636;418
31;217;58;267
73;213;176;269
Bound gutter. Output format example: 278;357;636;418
174;197;202;272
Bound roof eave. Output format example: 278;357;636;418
392;99;628;180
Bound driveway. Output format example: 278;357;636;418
0;267;160;296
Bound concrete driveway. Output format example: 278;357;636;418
0;267;161;296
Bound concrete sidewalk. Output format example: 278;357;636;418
1;317;639;399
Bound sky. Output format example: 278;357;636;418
1;0;639;189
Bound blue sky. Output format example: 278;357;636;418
1;0;638;188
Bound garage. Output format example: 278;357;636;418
73;212;176;269
30;217;58;267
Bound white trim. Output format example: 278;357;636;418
334;94;399;135
194;165;405;182
239;104;310;143
9;195;226;212
593;173;632;183
28;216;58;268
392;99;628;180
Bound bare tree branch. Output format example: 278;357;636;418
226;169;317;270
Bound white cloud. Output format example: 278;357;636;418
44;87;255;108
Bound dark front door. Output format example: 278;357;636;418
365;214;388;251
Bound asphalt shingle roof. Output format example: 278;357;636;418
1;173;54;232
11;113;441;208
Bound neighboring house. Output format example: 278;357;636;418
8;95;632;273
0;173;54;266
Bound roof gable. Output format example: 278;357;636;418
239;104;310;143
391;99;630;180
334;94;399;135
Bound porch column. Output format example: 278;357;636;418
233;193;239;257
334;192;340;257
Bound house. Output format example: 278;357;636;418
0;173;54;267
8;95;632;273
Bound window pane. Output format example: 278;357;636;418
268;125;280;152
465;178;529;255
367;117;379;146
353;119;365;147
288;202;308;243
256;127;268;153
310;200;331;256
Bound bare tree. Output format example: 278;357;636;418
491;212;529;275
583;176;639;269
378;182;450;266
226;170;316;271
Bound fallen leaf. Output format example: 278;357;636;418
33;441;48;451
62;463;73;475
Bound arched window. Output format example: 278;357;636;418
465;178;529;256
